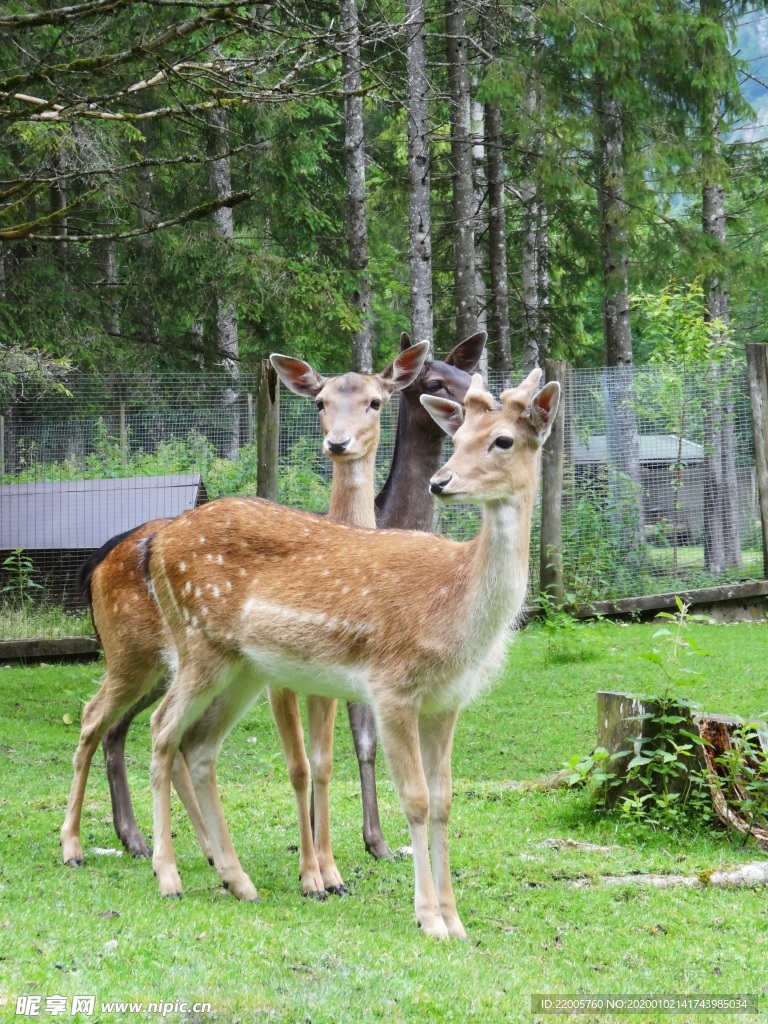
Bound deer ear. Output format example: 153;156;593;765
270;354;325;398
525;381;561;442
400;331;412;352
420;395;465;436
379;340;430;392
444;331;487;372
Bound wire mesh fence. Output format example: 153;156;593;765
0;362;764;643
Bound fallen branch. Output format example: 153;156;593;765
538;838;621;853
570;861;768;889
503;768;572;792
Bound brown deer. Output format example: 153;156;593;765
60;343;429;895
63;334;484;877
145;369;560;938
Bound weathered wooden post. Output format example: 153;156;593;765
245;392;255;446
256;359;279;501
746;344;768;578
540;359;569;605
118;402;128;467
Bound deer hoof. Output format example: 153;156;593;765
163;891;183;900
365;838;393;861
305;889;328;901
65;857;85;868
325;884;348;897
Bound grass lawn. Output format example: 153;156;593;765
1;621;767;1024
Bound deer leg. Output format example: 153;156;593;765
170;753;214;866
181;683;265;902
375;703;447;939
307;695;345;893
150;668;221;898
102;681;165;858
419;708;465;939
346;701;391;860
268;688;325;897
61;671;158;866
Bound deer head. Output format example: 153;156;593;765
423;369;560;503
395;331;487;437
270;343;429;461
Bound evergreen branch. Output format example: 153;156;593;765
0;0;133;28
1;188;259;242
0;185;103;236
0;13;230;92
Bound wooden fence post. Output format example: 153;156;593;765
746;343;768;578
256;359;280;501
245;393;254;446
118;402;128;466
0;414;5;480
539;359;569;606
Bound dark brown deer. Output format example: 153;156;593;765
66;333;485;872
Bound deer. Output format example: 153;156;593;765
62;339;486;893
144;368;560;938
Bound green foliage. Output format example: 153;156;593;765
640;597;715;694
1;548;42;607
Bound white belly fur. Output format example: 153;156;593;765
241;647;373;704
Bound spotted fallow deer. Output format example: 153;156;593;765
145;369;560;938
59;342;429;895
62;334;484;880
273;330;486;864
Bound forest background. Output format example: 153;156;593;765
2;0;768;389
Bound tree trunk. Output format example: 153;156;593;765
702;100;741;572
445;0;477;345
136;138;161;352
596;83;643;560
207;103;240;462
49;150;68;265
341;0;373;372
471;93;488;379
520;74;540;374
406;0;434;349
482;11;511;377
536;201;551;359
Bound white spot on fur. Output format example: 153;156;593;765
342;586;350;594
226;581;232;591
195;587;202;597
183;581;192;594
199;536;206;544
213;586;220;598
206;553;213;562
239;568;247;576
179;561;186;571
217;554;224;564
201;607;208;616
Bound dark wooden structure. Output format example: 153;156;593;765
0;474;208;608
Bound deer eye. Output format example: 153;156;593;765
315;400;324;412
370;399;381;410
425;379;442;392
494;435;514;449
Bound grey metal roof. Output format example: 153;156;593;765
573;434;705;464
0;474;207;551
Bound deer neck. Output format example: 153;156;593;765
467;484;537;631
328;449;377;529
375;398;444;531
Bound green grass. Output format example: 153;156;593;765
1;621;768;1023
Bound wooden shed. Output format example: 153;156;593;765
0;474;208;607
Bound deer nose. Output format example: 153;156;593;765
326;437;350;455
430;473;452;495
